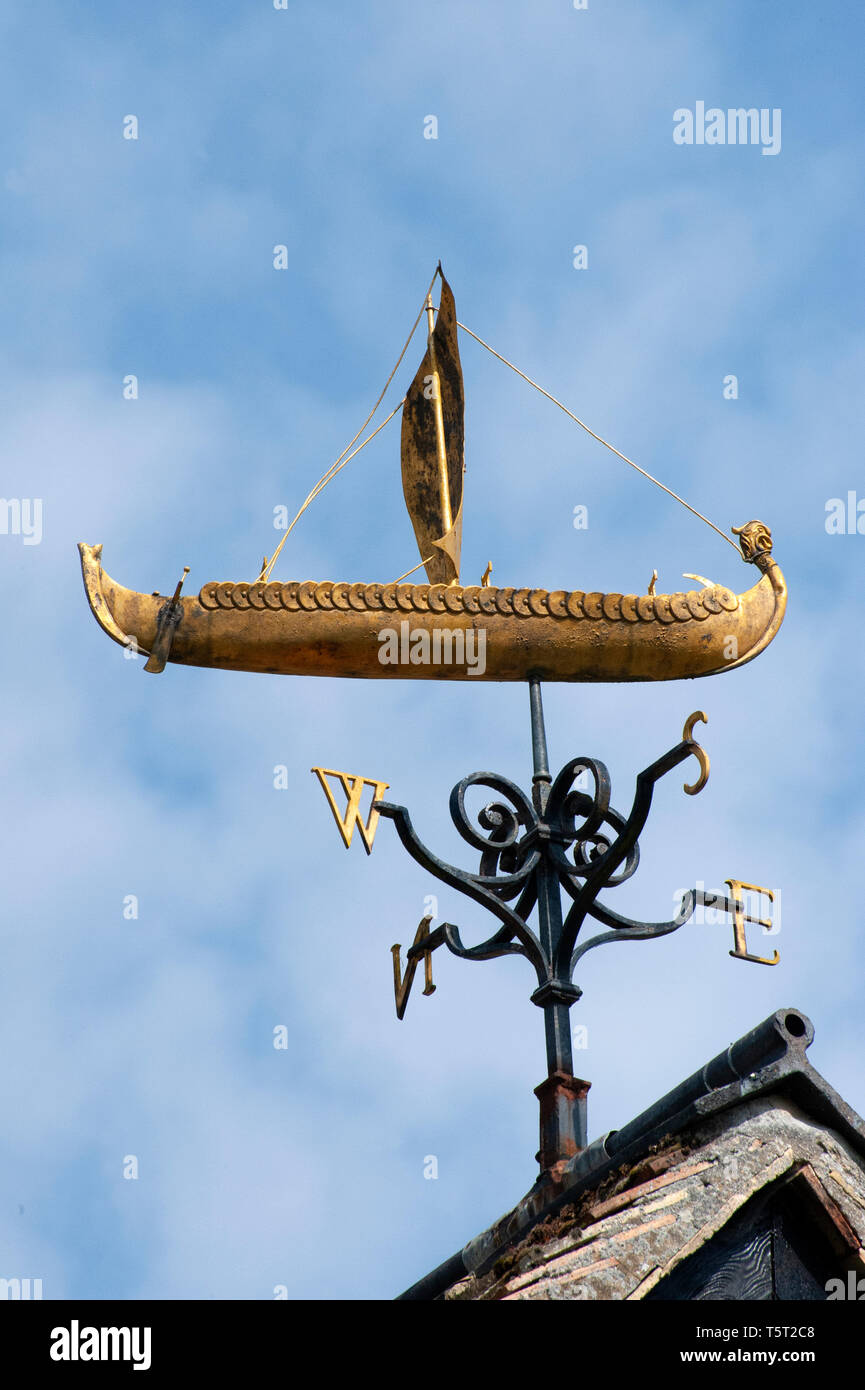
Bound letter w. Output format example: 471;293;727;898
311;767;390;854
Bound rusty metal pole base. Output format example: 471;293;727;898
534;1071;591;1176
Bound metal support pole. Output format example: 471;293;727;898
528;674;551;813
534;1072;590;1171
527;676;588;1170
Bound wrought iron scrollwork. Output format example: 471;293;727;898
376;689;713;1028
375;681;775;1174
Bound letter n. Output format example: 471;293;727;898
392;915;439;1019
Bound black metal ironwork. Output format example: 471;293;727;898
376;676;714;1169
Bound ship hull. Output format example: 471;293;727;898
78;544;786;682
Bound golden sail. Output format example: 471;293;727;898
78;271;786;683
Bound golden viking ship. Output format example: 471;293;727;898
79;270;786;682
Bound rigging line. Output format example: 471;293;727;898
456;320;741;556
391;555;435;585
261;399;407;578
260;264;442;582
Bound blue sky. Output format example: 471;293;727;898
1;1;864;1300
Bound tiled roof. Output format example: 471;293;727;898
444;1096;865;1299
398;1007;865;1300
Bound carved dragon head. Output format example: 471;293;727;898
732;520;773;565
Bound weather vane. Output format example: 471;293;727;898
78;264;787;1173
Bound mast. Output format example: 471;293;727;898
424;292;454;541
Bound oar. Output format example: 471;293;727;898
143;566;190;674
